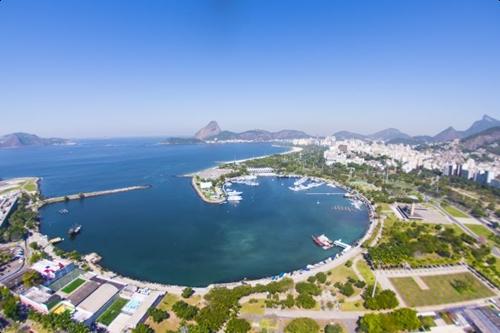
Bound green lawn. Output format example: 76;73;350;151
390;272;494;307
442;204;469;218
327;264;357;284
61;278;85;294
97;297;128;326
355;258;375;284
240;298;265;315
466;224;494;238
157;293;179;311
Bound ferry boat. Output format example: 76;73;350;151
68;224;82;236
311;234;334;250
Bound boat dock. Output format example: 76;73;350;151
333;239;352;252
41;185;151;206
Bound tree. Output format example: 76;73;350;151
345;260;352;267
295;282;321;296
285;318;320;333
225;318;251;333
147;308;169;323
22;270;44;288
315;272;327;284
182;287;195;298
295;293;316;309
132;323;154;333
172;300;198;320
358;309;419;333
324;323;343;333
363;286;398;310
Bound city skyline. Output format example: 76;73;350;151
1;0;499;138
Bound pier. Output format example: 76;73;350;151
41;185;151;206
333;239;352;252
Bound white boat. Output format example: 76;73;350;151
227;195;243;202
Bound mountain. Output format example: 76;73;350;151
332;130;367;141
431;114;500;142
208;129;311;141
433;126;463;142
194;121;221;140
461;126;500;152
192;121;310;141
0;132;71;148
462;115;500;138
332;128;410;142
367;128;411;141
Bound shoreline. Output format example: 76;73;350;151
28;145;375;294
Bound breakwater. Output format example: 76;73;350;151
41;185;151;206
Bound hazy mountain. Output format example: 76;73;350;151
0;132;71;148
208;128;311;141
461;126;500;152
368;128;411;141
332;130;367;141
462;115;500;138
332;115;500;145
433;126;463;142
332;128;410;142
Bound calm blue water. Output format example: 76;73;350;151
0;139;369;286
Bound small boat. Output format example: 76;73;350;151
58;209;69;214
227;195;243;202
49;237;64;244
68;224;82;236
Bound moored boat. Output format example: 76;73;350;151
312;234;334;250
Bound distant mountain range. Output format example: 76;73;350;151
333;115;500;144
0;132;72;148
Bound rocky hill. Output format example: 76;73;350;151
0;132;71;148
194;121;221;140
461;126;500;152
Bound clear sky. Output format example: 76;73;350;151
1;0;499;138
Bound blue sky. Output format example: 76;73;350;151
1;0;499;138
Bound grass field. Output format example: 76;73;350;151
327;264;357;284
97;297;128;326
356;258;375;284
390;272;494;307
442;204;469;218
61;278;85;294
241;298;266;315
340;300;365;311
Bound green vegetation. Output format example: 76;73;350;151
442;203;469;218
356;258;375;285
132;323;154;333
390;272;494;307
172;300;199;320
61;278;86;294
240;298;266;315
28;310;89;333
97;297;128;325
324;323;343;333
0;250;13;265
147;308;169;323
2;194;38;242
285;318;320;333
225;318;251;333
0;286;21;321
362;286;398;310
22;270;43;288
191;278;293;332
182;287;195;298
358;308;421;333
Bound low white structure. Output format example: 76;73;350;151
32;259;76;281
74;283;120;324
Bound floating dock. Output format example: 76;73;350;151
333;239;352;252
